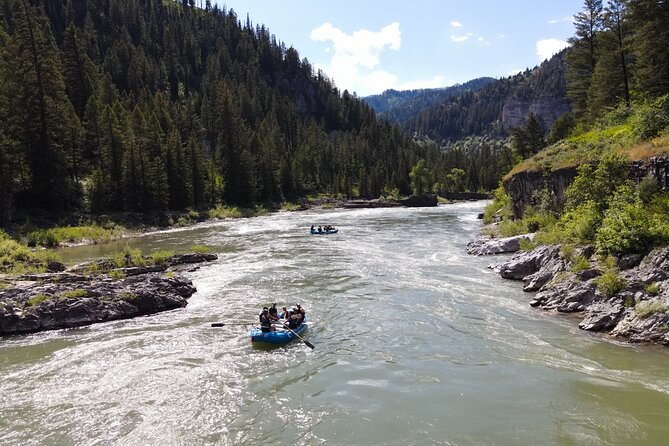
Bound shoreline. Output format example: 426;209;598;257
0;253;218;336
18;193;467;250
468;233;669;346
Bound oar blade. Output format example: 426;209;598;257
211;322;226;327
303;340;315;349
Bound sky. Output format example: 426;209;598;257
215;1;584;96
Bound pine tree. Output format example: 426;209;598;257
628;0;669;97
5;0;82;212
567;0;605;121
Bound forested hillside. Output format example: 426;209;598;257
363;77;495;125
486;0;669;260
0;0;447;226
402;52;569;144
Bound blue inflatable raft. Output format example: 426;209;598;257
310;228;338;234
250;318;308;345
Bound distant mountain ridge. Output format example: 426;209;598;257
363;77;496;124
365;52;570;145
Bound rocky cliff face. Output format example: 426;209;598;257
504;156;669;219
502;96;571;132
503;167;578;218
632;156;669;189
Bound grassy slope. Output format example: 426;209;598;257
505;98;669;178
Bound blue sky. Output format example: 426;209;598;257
217;1;584;96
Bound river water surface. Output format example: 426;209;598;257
2;202;669;445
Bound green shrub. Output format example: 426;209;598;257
27;230;59;248
175;216;191;227
560;245;576;263
109;270;126;280
645;283;660;296
559;201;602;244
498;219;529;237
596;186;667;256
281;202;303;211
595;270;626;298
0;230;61;275
624;295;636;308
119;291;138;301
519;238;537;251
635;299;669;319
112;245;145;268
61;289;89;299
85;262;102;275
190;245;211;254
637;174;660;204
571;255;591;272
483;184;512;224
26;294;51;307
565;152;631;213
27;225;124;248
631;96;669;140
209;205;267;219
149;250;174;266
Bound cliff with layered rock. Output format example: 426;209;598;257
504;155;669;219
501;95;571;133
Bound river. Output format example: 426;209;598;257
2;202;669;445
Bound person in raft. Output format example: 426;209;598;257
259;307;272;332
287;304;305;329
268;303;279;321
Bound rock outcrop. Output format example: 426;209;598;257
400;194;438;207
467;233;535;256
501;95;571;133
0;253;218;335
504;157;669;220
503;166;578;219
486;245;669;345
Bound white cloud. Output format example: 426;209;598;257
396;76;451;91
310;22;402;94
536;38;569;60
548;16;572;24
450;21;463;28
451;32;472;43
310;22;400;69
309;21;450;95
498;33;506;39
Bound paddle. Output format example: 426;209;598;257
210;320;288;327
210;322;258;327
283;323;315;349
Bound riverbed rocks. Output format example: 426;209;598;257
0;252;217;336
485;245;669;345
467;233;535;256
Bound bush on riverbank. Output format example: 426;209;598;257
208;205;268;219
26;225;125;248
0;231;61;275
486;151;669;257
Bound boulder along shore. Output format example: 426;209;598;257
0;253;217;336
468;235;669;345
